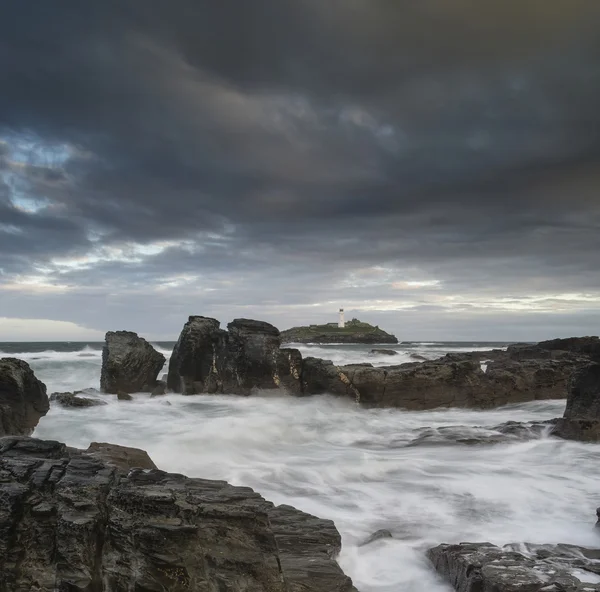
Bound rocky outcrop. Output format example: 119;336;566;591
101;330;165;394
0;358;49;436
167;316;302;395
428;542;600;591
50;392;107;408
0;436;356;592
553;363;600;441
301;355;582;409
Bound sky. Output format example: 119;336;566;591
1;0;600;342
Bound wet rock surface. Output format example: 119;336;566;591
553;363;600;441
428;542;600;591
50;392;107;408
167;316;302;395
101;330;165;394
0;358;49;436
0;436;356;592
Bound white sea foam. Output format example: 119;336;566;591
19;341;599;591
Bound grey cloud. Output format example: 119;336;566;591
0;1;599;338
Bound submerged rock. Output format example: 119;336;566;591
167;316;302;395
370;349;398;356
359;529;393;547
50;392;107;408
150;380;167;397
0;358;49;436
101;330;165;394
0;436;356;592
553;363;600;441
428;541;600;591
117;391;133;401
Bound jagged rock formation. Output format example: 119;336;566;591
50;392;107;408
428;542;600;591
0;358;49;436
281;318;398;344
101;330;165;394
0;437;356;592
167;316;302;395
553;363;600;441
301;354;583;409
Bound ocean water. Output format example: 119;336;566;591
2;341;598;591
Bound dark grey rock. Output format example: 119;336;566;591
85;441;157;472
428;542;600;592
0;358;49;436
553;363;600;441
0;437;356;592
101;330;165;394
50;392;107;408
117;391;133;401
150;380;167;397
358;529;393;547
167;316;302;395
370;349;398;356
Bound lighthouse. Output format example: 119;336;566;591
338;308;345;328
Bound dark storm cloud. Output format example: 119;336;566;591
0;0;599;338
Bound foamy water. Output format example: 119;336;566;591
3;341;598;591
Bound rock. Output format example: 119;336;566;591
117;391;133;401
0;436;356;592
85;441;157;472
303;352;587;410
167;316;302;395
428;541;600;592
268;504;358;592
370;349;398;355
358;529;393;547
410;353;428;361
50;392;107;408
0;358;49;437
553;363;600;441
406;420;556;447
150;380;167;397
101;330;166;394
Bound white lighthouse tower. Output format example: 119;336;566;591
338;308;345;328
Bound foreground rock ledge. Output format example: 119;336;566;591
0;358;49;436
428;542;600;592
101;330;166;394
0;436;357;592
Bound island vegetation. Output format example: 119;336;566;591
280;317;398;344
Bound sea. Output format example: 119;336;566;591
1;340;598;592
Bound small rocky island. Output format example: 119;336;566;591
281;317;398;344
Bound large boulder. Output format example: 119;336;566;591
101;331;165;394
553;363;600;441
0;358;49;436
167;316;302;395
428;542;600;591
0;436;356;592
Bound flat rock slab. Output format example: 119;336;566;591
428;542;600;592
